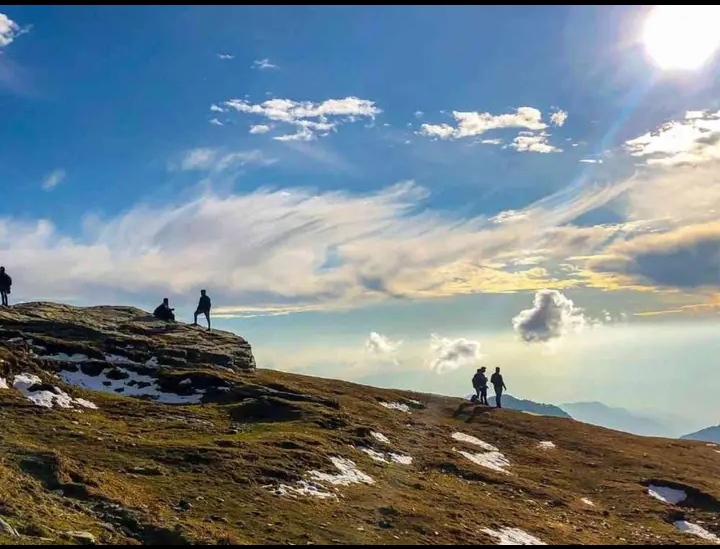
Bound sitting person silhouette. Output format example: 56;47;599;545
153;298;176;322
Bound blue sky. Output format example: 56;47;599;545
2;6;720;430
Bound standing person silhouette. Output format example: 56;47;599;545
0;266;12;307
490;367;507;409
193;289;212;331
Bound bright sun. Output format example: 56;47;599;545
643;5;720;70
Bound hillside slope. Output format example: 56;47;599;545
0;303;718;545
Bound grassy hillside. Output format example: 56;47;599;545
0;303;718;545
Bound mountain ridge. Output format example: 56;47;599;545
0;302;718;545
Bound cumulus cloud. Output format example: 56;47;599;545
512;290;587;344
365;332;403;359
0;13;23;48
41;169;66;191
252;58;279;70
249;124;271;134
217;96;381;141
174;148;277;172
418;106;559;140
587;222;720;289
624;110;720;166
428;334;482;374
217;53;234;60
508;132;562;153
550;109;568;127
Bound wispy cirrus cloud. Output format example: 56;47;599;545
252;58;279;70
41;168;66;191
172;148;277;173
217;53;234;60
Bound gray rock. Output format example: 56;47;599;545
65;531;97;545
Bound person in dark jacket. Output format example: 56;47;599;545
471;366;489;405
153;298;175;321
193;289;211;330
490;367;507;409
0;266;12;307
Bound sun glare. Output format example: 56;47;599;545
643;5;720;71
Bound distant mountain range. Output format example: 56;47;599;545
560;401;673;438
487;395;571;419
681;425;720;444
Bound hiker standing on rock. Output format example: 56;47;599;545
0;266;12;307
490;367;507;409
193;289;211;331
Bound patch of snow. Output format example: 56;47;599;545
407;399;422;405
581;498;595;506
451;432;499;452
537;441;556;450
266;480;337;500
179;378;192;386
457;450;512;475
43;353;91;363
482;527;546;545
0;377;7;390
13;374;76;409
707;443;717;447
371;431;390;444
358;447;412;466
59;366;204;405
380;401;411;413
522;411;541;416
74;398;98;410
145;357;159;368
389;453;413;465
648;484;687;505
674;520;720;543
104;354;138;364
309;457;375;486
360;448;389;463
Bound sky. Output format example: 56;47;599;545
2;6;720;431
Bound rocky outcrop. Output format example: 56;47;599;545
0;302;256;372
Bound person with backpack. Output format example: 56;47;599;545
490;367;507;409
153;298;176;322
471;366;489;405
0;266;12;307
193;289;212;331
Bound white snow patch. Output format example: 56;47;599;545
706;443;717;447
0;377;8;389
266;480;337;500
407;399;422;406
309;457;375;486
145;357;159;368
359;447;412;465
380;401;410;413
43;353;91;363
674;520;720;543
581;498;595;506
12;373;92;410
58;367;204;405
371;431;390;444
522;411;541;416
482;527;546;545
458;450;512;475
451;432;499;452
389;453;413;465
74;398;98;410
104;354;138;364
179;378;192;386
648;484;687;505
537;441;556;450
360;448;388;463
